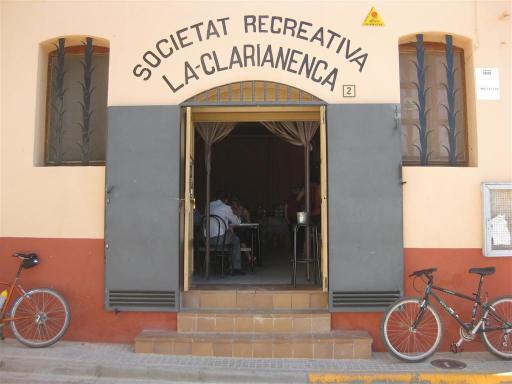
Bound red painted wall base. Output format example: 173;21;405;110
1;239;510;352
0;238;176;343
332;248;512;351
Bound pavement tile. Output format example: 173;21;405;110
0;338;511;383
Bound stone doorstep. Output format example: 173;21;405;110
181;290;328;311
177;311;331;333
134;330;372;359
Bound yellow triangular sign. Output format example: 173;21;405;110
363;6;385;26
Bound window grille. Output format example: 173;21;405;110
482;183;512;257
399;36;468;166
45;38;109;165
183;81;323;105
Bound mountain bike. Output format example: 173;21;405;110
381;267;512;362
0;252;71;347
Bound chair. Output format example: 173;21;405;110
291;223;320;287
199;215;233;277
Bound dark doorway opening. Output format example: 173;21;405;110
192;122;321;287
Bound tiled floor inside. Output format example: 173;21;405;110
192;247;320;287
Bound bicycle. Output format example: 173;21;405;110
381;267;512;362
0;252;71;347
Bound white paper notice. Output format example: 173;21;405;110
475;68;500;100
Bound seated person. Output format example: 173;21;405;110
230;196;251;223
209;191;244;275
230;196;254;263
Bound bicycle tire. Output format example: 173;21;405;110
10;288;71;348
481;296;512;360
381;297;443;362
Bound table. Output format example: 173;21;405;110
231;223;261;271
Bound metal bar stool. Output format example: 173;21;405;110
291;223;320;287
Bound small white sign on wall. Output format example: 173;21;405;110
475;68;500;100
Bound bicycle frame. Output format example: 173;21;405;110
413;276;511;334
0;263;31;323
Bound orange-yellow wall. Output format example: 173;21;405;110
0;1;510;244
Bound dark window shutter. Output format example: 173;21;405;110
105;106;181;311
327;104;403;311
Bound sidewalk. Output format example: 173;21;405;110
0;338;511;383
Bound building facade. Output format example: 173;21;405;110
1;0;511;353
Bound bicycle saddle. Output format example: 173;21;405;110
409;267;437;277
12;252;37;260
469;267;495;276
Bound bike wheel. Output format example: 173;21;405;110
482;296;512;360
382;297;442;362
10;288;71;348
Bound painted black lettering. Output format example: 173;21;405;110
351;53;368;72
190;22;204;41
297;21;312;40
244;15;257;33
322;67;338;91
133;64;151;80
156;39;173;58
229;46;243;69
162;74;183;92
286;49;301;74
344;39;362;59
336;37;347;54
270;16;282;33
200;53;215;75
213;51;228;71
311;60;326;82
143;51;161;68
169;34;180;51
217;17;230;35
298;54;316;78
176;27;192;48
184;62;199;84
243;44;255;67
258;15;269;32
275;47;291;70
261;45;274;67
206;20;221;39
283;18;297;37
310;27;324;46
325;29;340;49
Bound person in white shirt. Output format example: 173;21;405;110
209;191;244;275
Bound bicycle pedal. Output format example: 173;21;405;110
450;343;463;353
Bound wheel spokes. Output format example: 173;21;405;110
385;301;440;358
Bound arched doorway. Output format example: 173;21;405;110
181;81;328;291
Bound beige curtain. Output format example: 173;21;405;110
196;122;236;171
195;122;236;278
261;121;319;147
262;121;319;263
196;122;236;147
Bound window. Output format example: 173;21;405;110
399;35;467;166
45;37;109;165
482;183;512;257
